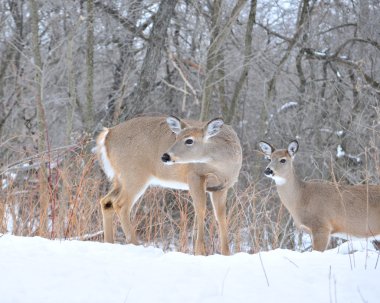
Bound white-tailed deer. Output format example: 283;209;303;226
96;115;242;255
259;140;380;251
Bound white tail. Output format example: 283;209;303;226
259;140;380;251
96;115;242;255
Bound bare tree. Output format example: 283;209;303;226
199;0;247;121
0;0;24;136
29;0;49;237
119;0;178;121
224;0;256;124
86;0;95;131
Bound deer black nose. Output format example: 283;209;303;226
264;167;273;176
161;153;171;163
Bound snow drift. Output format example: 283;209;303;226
0;235;378;303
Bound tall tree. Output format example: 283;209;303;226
95;1;144;125
199;0;247;121
0;0;24;135
224;0;257;123
120;0;178;121
30;0;49;237
86;0;95;130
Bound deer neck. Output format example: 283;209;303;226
275;169;303;213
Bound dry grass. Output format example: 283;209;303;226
3;138;378;254
0;139;296;254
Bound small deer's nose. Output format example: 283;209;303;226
161;153;171;163
264;167;273;176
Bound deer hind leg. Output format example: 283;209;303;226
311;228;331;252
100;186;119;243
114;178;149;245
188;174;207;255
209;189;230;255
114;194;137;245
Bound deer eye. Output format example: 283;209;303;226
185;138;194;146
280;159;286;164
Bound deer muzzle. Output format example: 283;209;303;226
161;153;171;162
264;167;273;176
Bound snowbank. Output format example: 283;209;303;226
0;235;378;303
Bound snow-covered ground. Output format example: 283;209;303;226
0;235;378;303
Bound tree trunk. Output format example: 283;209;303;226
200;0;247;121
200;0;222;122
0;0;25;135
104;1;143;125
66;24;76;145
86;0;94;131
225;0;257;124
30;0;49;237
119;0;178;121
266;0;311;104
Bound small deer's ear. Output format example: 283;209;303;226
166;116;186;134
288;140;299;157
259;141;274;158
205;118;224;140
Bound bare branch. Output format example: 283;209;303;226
301;47;380;91
317;23;357;35
94;1;149;41
255;22;293;42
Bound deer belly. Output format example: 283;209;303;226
149;177;189;190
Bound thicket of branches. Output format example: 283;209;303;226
1;0;379;253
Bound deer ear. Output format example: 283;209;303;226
259;141;274;158
205;118;224;140
166;116;186;134
288;140;299;157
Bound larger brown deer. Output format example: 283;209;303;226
259;140;380;251
96;115;242;255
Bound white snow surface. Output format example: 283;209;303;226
0;235;379;303
337;144;346;158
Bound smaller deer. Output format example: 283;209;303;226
96;115;242;255
259;140;380;251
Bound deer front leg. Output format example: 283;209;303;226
311;228;331;252
210;189;230;255
115;199;138;245
114;188;145;245
188;173;207;255
114;177;150;244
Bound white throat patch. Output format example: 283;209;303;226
163;157;211;165
270;175;287;186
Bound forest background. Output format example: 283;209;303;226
0;0;379;254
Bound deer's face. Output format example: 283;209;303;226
259;140;299;186
264;150;293;185
162;128;210;164
161;116;224;165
